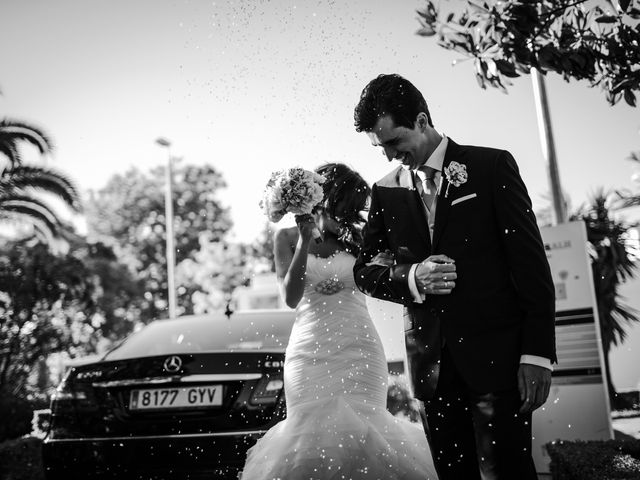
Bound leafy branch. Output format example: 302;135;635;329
416;0;640;106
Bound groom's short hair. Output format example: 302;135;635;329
354;74;433;132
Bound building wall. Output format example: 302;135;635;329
234;272;288;310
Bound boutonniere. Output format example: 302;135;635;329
443;161;468;198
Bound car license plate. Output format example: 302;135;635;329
129;385;223;410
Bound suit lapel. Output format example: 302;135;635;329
397;168;431;249
432;140;463;250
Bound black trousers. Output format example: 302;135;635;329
419;345;537;480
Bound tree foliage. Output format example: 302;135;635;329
416;0;640;106
249;222;276;274
177;236;252;315
0;235;143;396
617;150;640;207
0;240;98;395
0;118;53;170
63;232;145;341
85;163;248;322
0;118;80;242
570;189;639;406
0;165;81;242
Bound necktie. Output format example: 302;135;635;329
416;166;438;211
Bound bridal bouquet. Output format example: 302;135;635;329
260;167;325;243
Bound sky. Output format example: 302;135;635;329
1;0;639;388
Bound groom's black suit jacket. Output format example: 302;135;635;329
354;139;556;400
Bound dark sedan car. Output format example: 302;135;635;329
42;309;296;479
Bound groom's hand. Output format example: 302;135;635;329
415;255;456;295
518;363;552;413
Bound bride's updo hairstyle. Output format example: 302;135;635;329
315;163;370;255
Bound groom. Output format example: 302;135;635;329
353;74;556;480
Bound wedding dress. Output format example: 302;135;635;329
240;251;438;479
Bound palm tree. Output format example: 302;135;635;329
0;118;53;170
0;165;81;241
618;151;640;209
571;189;639;409
0;118;80;241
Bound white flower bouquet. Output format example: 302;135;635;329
260;167;326;243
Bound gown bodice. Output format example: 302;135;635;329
284;251;387;411
296;250;368;318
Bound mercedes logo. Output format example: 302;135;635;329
163;355;182;373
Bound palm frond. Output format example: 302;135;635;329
0;142;20;170
0;211;56;245
617;195;640;209
574;188;640;356
608;301;640;347
0;118;54;156
0;196;62;237
1;165;82;212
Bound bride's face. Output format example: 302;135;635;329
321;214;341;235
314;199;347;236
315;210;340;236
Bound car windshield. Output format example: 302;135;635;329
103;311;294;360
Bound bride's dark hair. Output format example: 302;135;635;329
315;163;370;255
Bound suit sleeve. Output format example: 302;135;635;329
353;183;415;306
493;151;557;363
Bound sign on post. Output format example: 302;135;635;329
532;221;613;472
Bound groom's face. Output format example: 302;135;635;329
367;115;429;170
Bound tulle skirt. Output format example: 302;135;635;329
239;396;437;480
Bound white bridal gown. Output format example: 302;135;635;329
240;251;438;480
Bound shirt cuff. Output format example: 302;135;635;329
408;264;425;304
520;355;553;371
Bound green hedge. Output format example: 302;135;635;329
0;391;49;443
546;439;640;479
0;436;44;480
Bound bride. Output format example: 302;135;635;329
240;163;437;479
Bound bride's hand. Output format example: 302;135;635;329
367;249;395;267
295;214;318;243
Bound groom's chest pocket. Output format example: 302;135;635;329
449;192;485;223
445;193;479;234
450;192;478;209
443;192;489;251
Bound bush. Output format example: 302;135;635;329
546;439;640;479
0;436;44;480
0;392;49;443
613;391;640;412
386;375;421;423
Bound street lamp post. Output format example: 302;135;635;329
155;137;177;320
